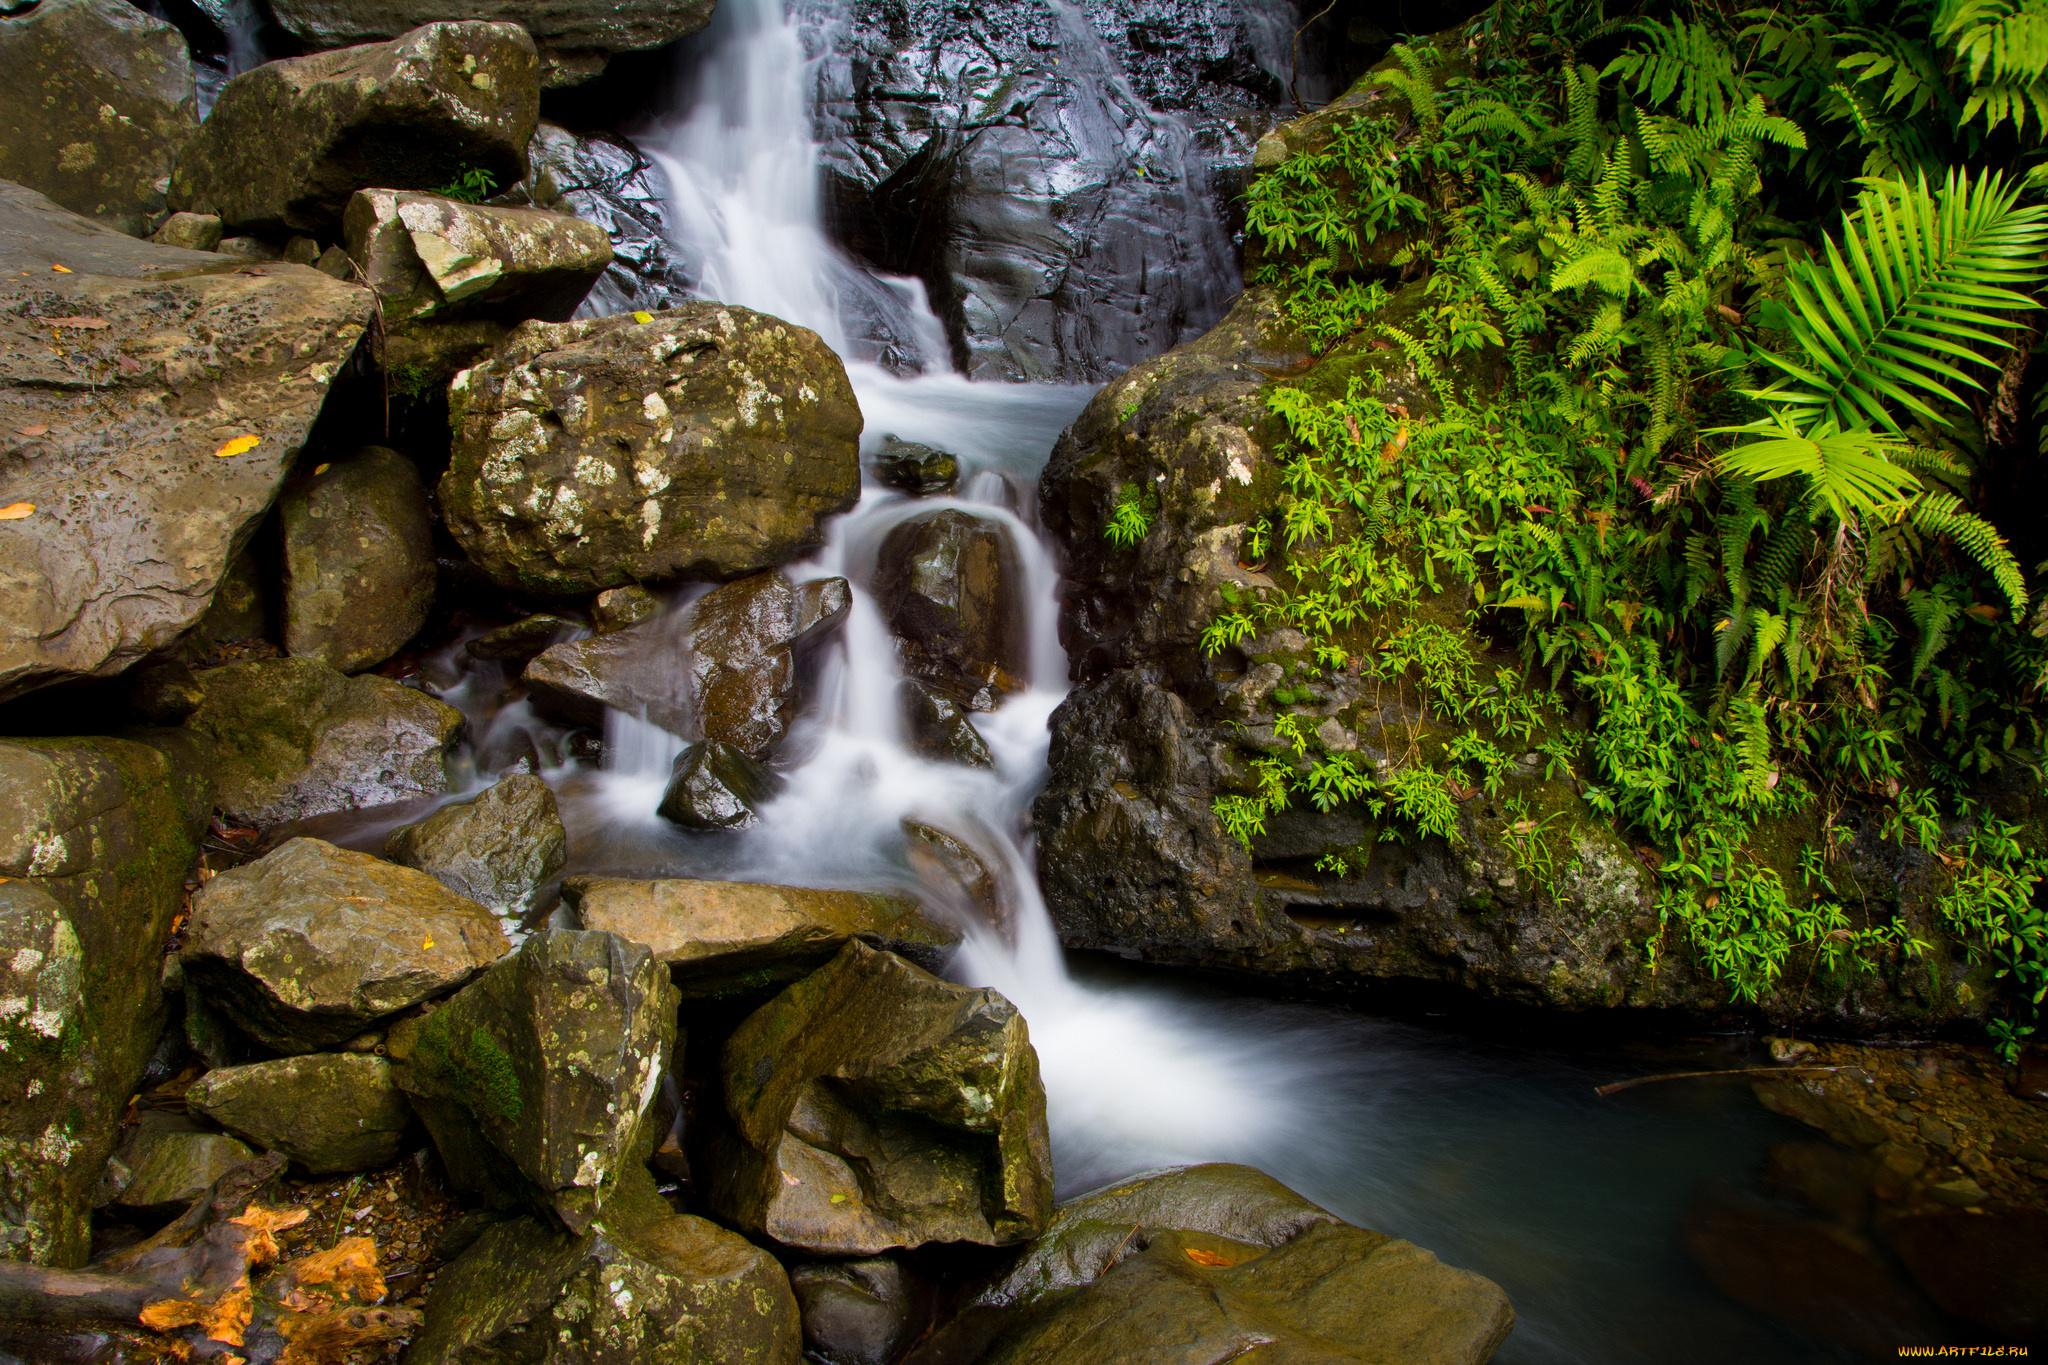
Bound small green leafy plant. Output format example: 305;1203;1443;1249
434;166;499;204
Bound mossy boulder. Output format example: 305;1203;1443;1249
384;774;567;916
708;941;1051;1256
168;21;539;235
0;182;372;704
0;0;197;236
386;929;678;1234
440;304;862;598
103;1118;256;1217
405;1178;799;1364
346;188;612;326
186;657;464;825
281;445;436;674
180;836;508;1053
0;732;211;1265
186;1053;414;1174
560;876;958;996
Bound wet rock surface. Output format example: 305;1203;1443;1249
0;0;197;236
686;572;850;756
345;187;613;327
281;444;436;673
0;182;372;704
384;774;568;916
658;740;783;830
899;679;996;768
179;836;508;1053
169;21;540;235
520;122;689;317
791;1257;931;1365
0;732;209;1265
873;436;959;496
709;940;1052;1255
185;1053;414;1175
186;658;465;825
441;303;863;596
386;929;676;1234
873;509;1026;709
562;876;958;994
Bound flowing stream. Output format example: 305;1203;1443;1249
422;1;1881;1359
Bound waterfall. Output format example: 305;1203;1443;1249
596;0;1316;1192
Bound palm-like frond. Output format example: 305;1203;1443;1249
1713;421;1925;519
1747;168;2048;434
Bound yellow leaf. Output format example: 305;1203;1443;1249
829;1193;849;1204
423;938;433;949
1184;1247;1243;1267
0;502;33;520
1497;595;1547;610
214;434;260;459
313;463;330;476
50;263;71;273
632;310;654;324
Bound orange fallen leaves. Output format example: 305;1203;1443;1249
214;434;261;459
50;263;71;273
280;1236;384;1306
15;425;49;437
0;503;33;520
1183;1247;1244;1268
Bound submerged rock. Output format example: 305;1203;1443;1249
169;21;539;235
0;0;197;236
186;658;464;825
406;1189;800;1364
657;741;782;831
387;929;676;1233
179;836;508;1054
185;1053;412;1175
440;303;862;597
266;0;717;90
561;877;957;995
0;732;211;1265
344;187;612;326
384;774;568;915
281;445;436;674
872;436;959;496
710;941;1052;1255
872;509;1026;709
0;182;371;704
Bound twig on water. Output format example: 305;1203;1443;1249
1595;1065;1846;1097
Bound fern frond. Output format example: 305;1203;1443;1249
1911;490;2029;613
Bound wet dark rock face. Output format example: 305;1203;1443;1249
801;0;1299;381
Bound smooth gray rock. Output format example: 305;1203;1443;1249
185;1053;413;1175
790;1258;928;1365
384;774;568;915
440;304;862;597
281;445;436;673
186;657;465;826
179;836;509;1054
873;509;1026;710
386;930;677;1233
168;21;540;234
0;0;197;236
0;182;372;704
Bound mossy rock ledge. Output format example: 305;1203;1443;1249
1034;285;1997;1032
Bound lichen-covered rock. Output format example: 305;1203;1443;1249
186;657;464;825
873;509;1025;709
592;584;660;632
0;732;211;1265
151;212;222;251
709;941;1051;1256
186;1053;413;1175
657;741;781;831
405;1196;799;1364
0;0;196;236
561;877;958;996
386;929;677;1233
168;21;539;235
0;181;371;704
344;188;612;326
281;445;436;673
179;837;508;1053
267;0;717;90
384;775;567;915
439;304;862;597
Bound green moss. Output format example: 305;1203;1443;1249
415;1009;524;1123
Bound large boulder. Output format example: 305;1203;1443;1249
185;657;465;825
386;929;677;1233
281;445;436;673
521;122;689;317
168;21;540;235
384;775;568;916
102;1118;256;1218
934;1165;1513;1365
0;732;211;1265
344;188;612;326
186;1053;414;1174
873;510;1026;709
561;877;958;996
406;1191;800;1364
0;0;197;236
179;836;509;1053
266;0;717;90
439;304;862;597
0;182;371;704
709;941;1052;1256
